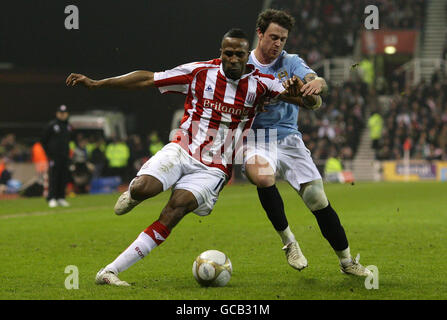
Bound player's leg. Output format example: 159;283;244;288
96;188;198;286
245;155;293;243
47;159;58;207
114;143;182;215
114;174;164;215
56;158;70;207
245;154;306;270
299;179;348;255
299;179;371;276
277;134;371;276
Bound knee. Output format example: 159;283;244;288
245;163;275;188
251;174;275;188
129;176;162;201
129;177;147;200
301;180;329;211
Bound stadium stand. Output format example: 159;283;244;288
272;0;426;64
299;80;369;162
375;68;447;161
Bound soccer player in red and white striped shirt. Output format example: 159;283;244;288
66;28;319;286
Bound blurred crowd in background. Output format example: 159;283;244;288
299;80;368;162
0;131;165;194
369;69;447;161
273;0;426;65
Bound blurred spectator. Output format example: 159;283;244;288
367;107;383;153
70;136;94;194
324;149;343;182
0;156;12;194
128;134;149;178
359;57;375;88
318;118;336;141
31;141;48;175
148;131;164;156
89;138;107;178
105;136;130;182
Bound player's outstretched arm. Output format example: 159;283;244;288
66;71;155;89
279;76;322;110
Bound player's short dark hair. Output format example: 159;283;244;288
222;28;249;42
256;9;295;33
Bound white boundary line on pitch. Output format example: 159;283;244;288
0;205;112;219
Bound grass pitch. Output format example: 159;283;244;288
0;181;446;300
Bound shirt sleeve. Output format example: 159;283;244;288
264;77;285;99
291;55;316;80
153;62;198;95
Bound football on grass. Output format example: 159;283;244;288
192;250;232;287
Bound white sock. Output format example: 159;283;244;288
277;226;296;246
104;232;157;274
335;247;352;266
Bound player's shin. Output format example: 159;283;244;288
311;203;349;254
257;185;295;245
104;220;171;274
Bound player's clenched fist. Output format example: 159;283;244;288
282;75;304;97
66;73;96;88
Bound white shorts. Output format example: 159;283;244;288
137;143;226;216
244;134;321;191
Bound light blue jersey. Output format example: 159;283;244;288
249;50;316;140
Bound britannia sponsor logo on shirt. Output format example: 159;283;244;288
203;99;250;117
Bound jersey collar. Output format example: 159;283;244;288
218;62;256;82
250;50;282;68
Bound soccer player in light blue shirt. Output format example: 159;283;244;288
250;49;317;140
244;9;372;276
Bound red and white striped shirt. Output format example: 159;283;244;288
154;58;284;176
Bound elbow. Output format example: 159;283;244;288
136;74;154;89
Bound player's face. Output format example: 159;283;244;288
257;22;289;62
220;37;250;80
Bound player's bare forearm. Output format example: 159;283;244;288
96;71;155;89
302;73;328;97
66;70;155;89
280;94;322;110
